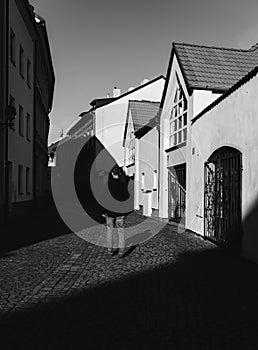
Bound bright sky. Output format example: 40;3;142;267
29;0;258;145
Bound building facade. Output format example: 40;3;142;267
0;0;54;221
123;100;161;217
34;14;55;206
187;67;258;263
159;42;258;225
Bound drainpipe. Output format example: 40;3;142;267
157;110;161;214
4;0;9;222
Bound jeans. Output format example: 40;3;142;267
106;215;125;251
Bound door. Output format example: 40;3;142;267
204;147;242;249
168;163;186;223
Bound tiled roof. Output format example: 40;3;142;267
174;42;258;92
129;100;160;133
192;65;258;124
67;111;93;136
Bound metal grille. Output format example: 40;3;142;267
168;164;186;223
204;147;242;248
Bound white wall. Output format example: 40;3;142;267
159;54;222;220
192;90;221;120
95;77;165;172
138;127;159;214
187;73;258;264
159;55;190;218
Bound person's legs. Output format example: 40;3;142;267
106;216;115;253
116;215;125;255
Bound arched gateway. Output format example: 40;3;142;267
204;146;242;250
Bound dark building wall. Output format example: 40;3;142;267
34;16;55;204
0;0;7;221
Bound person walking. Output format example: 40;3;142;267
103;165;131;258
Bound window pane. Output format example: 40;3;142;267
19;46;24;77
178;131;182;144
169;122;173;134
26;167;30;194
173;133;177;146
18;165;23;194
179;116;182;129
26;114;31;140
184;98;188;111
19;105;24;136
10;30;16;64
183;128;187;141
174;119;177;131
183;113;187;126
27;59;31;87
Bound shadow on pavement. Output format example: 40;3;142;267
0;197;72;255
1;245;258;349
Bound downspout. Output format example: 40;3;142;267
33;33;36;209
4;0;9;222
157;110;161;215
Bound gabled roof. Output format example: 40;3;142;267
129;100;160;133
161;42;258;107
97;75;165;110
123;100;160;145
174;42;258;93
67;110;93;136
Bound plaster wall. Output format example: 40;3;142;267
95;78;164;172
192;89;221;120
138;127;159;213
159;55;190;218
187;74;258;264
8;0;34;203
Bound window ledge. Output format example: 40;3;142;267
165;141;186;153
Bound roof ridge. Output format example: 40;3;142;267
173;41;251;53
129;99;160;104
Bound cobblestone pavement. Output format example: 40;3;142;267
1;212;258;349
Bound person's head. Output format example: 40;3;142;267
110;165;122;179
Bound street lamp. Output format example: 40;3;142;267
1;104;16;222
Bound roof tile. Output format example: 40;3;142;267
174;42;258;91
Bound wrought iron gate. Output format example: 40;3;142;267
168;164;186;223
204;147;242;248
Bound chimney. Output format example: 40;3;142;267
113;87;121;97
140;78;149;85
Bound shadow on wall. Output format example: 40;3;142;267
56;135;134;227
242;197;258;264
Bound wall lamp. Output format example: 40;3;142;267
0;105;16;128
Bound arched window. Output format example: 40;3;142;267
169;76;188;147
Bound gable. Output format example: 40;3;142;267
174;42;258;93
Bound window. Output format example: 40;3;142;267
18;165;23;195
26;167;30;194
141;173;145;191
9;95;15;130
19;105;24;136
27;59;31;87
153;170;157;190
127;128;135;165
169;77;188;147
19;45;24;78
10;29;16;65
26;113;31;140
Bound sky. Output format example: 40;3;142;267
29;0;258;145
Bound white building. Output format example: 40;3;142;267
123;100;161;217
159;42;258;227
188;66;258;263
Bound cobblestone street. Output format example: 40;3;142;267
1;210;258;349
